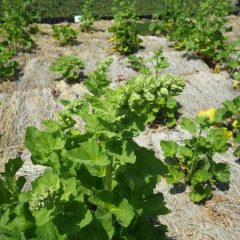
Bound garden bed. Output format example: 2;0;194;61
0;19;240;239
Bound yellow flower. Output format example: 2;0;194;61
223;128;233;139
198;108;217;122
232;120;240;129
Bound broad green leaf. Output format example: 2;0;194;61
213;163;230;182
124;216;167;240
66;140;111;167
0;200;34;238
179;146;193;158
167;167;185;185
166;96;177;109
208;128;229;153
77;218;109;240
234;147;240;157
108;140;137;166
35;221;65;240
95;208;115;239
181;117;197;134
89;191;135;228
0;226;26;240
160;140;178;157
33;208;54;227
60;177;77;201
191;169;213;186
1;158;26;201
234;133;240;144
189;184;212;202
223;100;238;113
54;201;92;235
137;192;170;216
166;117;177;128
25;127;65;163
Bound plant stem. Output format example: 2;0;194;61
187;130;202;182
105;162;112;192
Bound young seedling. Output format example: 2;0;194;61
128;47;169;78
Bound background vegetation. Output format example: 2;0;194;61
0;0;204;19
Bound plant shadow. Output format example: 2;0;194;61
215;181;230;191
170;182;187;194
53;71;87;85
182;52;200;61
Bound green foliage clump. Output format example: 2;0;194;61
161;110;232;203
213;96;240;158
0;0;39;80
0;67;186;238
128;47;169;77
50;55;85;82
84;57;113;96
52;24;78;46
128;54;148;74
108;0;142;54
149;0;240;81
0;45;18;80
80;0;95;32
0;0;39;50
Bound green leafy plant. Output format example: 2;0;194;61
213;96;240;158
127;49;178;127
80;0;95;32
50;55;85;82
0;70;185;239
0;0;39;50
161;112;231;203
0;44;18;80
128;55;150;75
147;47;170;78
183;0;231;65
108;0;142;54
84;57;113;96
52;24;78;46
149;0;186;36
150;0;240;81
128;47;169;77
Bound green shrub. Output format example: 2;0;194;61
213;96;240;158
0;44;18;80
128;47;169;78
150;0;240;79
161;114;231;202
50;55;85;82
0;0;39;50
108;0;142;54
0;70;186;239
52;24;78;46
84;57;112;96
79;0;95;32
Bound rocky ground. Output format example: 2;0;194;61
0;18;240;239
